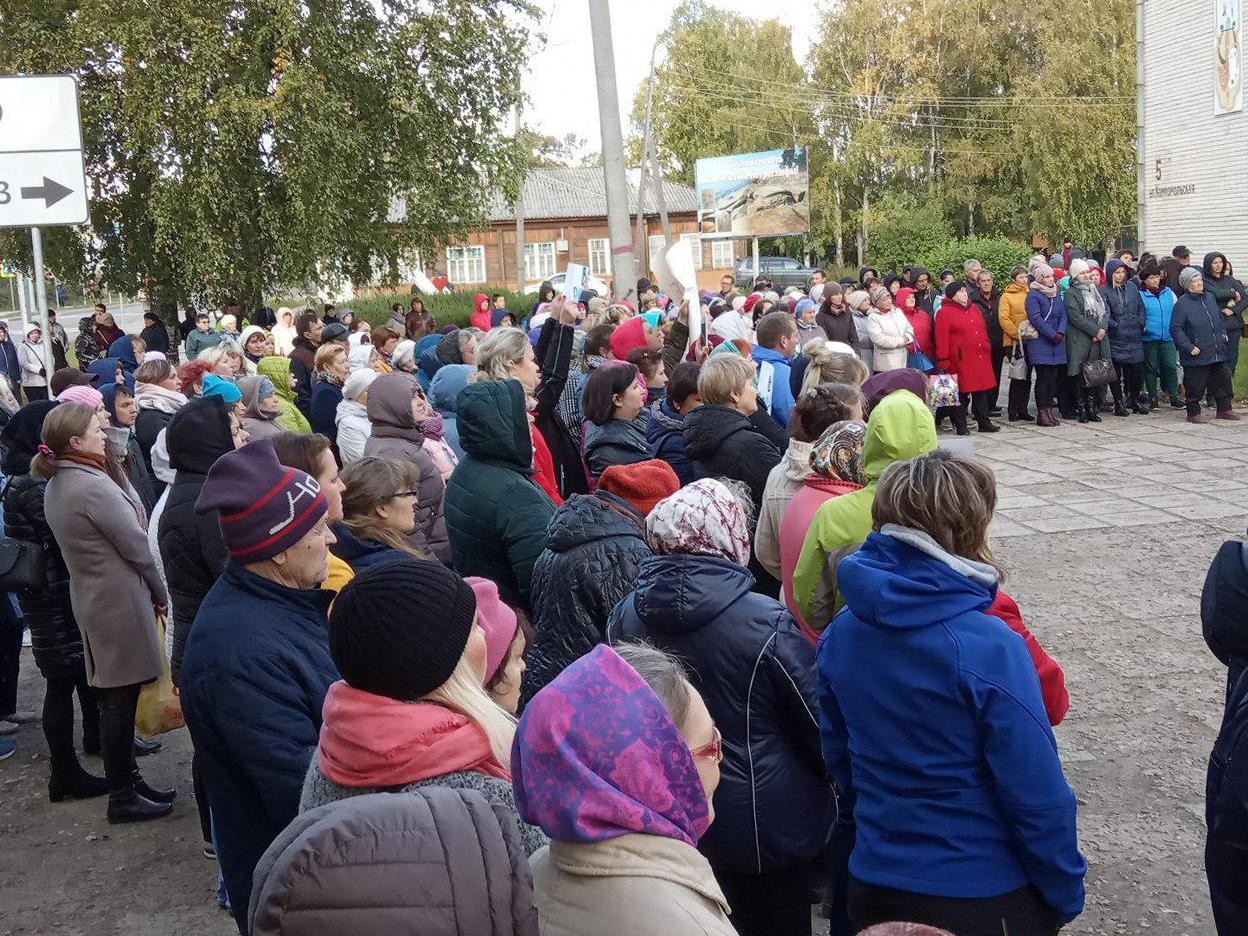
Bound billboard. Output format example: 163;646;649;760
694;147;809;239
1216;0;1243;115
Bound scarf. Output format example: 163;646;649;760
1030;278;1058;299
317;681;509;787
420;410;445;441
1077;282;1109;323
134;382;188;414
646;478;751;567
317;369;345;388
61;451;109;472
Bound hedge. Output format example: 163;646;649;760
270;289;534;330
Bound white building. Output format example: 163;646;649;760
1139;0;1248;262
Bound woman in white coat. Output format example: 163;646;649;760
19;324;49;401
865;286;914;373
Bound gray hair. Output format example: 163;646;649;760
963;258;982;274
457;327;482;355
612;641;691;729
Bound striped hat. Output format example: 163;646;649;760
195;438;327;562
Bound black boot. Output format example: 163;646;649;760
107;789;174;824
977;419;1001;433
48;763;110;802
1077;404;1089;424
133;768;177;804
1113;401;1129;417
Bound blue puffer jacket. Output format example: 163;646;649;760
752;345;796;427
645;397;696;486
608;552;835;875
429;363;472;458
1140;285;1177;342
1023;288;1068;367
817;526;1085;923
1172;290;1231;367
328;522;408;572
179;562;338;933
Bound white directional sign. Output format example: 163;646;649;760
0;75;89;228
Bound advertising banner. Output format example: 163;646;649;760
694;147;809;239
1216;0;1243;115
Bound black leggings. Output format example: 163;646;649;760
95;683;142;794
43;672;98;770
849;877;1060;936
1110;360;1144;405
1033;364;1061;410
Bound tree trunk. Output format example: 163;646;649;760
834;180;843;267
857;184;869;265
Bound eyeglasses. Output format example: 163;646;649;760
689;726;723;763
388;490;420;500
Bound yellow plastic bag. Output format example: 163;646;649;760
136;616;185;736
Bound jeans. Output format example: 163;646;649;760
1143;340;1180;402
849;877;1060;936
95;683;142;795
43;672;97;772
1183;362;1234;416
1033;364;1061;411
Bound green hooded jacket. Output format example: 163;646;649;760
791;390;937;630
257;356;312;434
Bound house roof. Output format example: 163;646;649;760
487;167;697;222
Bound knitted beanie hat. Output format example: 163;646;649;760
598;459;681;517
845;289;870;310
201;374;242;405
1068;258;1091;280
195;437;327;563
330;559;478;700
342;368;378;402
466;576;518;684
57;384;104;409
868;285;891;305
646;478;751;567
1178;265;1203;291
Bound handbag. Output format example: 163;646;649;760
1080;358;1117;389
136;615;185;737
0;477;46;591
1007;344;1029;380
906;343;935;373
1017;319;1039;341
927;372;960;410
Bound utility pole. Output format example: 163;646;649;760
588;0;637;301
1135;0;1147;252
513;103;526;292
30;229;53;385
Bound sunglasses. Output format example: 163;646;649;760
689;726;723;763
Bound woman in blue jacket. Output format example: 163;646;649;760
608;478;836;936
817;450;1085;936
1024;264;1068;427
1138;260;1183;408
329;456;433;571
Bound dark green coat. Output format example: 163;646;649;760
1202;252;1248;333
444;378;555;609
1063;284;1111;377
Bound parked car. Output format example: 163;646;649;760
732;256;821;291
524;271;611;298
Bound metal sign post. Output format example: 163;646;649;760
0;75;91;383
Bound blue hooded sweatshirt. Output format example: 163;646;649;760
428;362;472;458
751;345;796;428
817;525;1085;922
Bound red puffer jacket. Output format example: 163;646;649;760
989;591;1070;726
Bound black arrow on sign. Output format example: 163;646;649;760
19;177;73;208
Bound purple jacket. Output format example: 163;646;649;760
1024;288;1068;366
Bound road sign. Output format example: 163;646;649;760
0;75;89;228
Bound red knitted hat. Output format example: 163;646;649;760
598;459;681;517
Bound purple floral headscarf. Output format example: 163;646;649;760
512;644;711;847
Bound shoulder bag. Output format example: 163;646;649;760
0;475;47;591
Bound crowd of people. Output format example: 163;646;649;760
0;241;1241;936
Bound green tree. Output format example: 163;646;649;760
0;0;536;309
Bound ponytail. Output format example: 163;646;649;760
31;403;97;480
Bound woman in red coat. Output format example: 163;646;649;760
935;281;1000;434
897;287;934;363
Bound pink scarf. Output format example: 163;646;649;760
317;681;509;788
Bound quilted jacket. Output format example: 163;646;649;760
521;491;652;710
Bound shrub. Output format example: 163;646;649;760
269;288;533;330
865;198;955;274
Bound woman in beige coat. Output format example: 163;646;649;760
37;402;175;825
513;642;734;936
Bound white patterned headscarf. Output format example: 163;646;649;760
646;478;751;568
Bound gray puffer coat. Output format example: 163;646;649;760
251;788;539;936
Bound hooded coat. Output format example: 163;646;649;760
1100;259;1146;364
363;374;450;564
607;553;835;875
429;362;473;457
157;396;236;686
74;316;101;370
1;400;87;678
934;298;996;392
645;397;695;486
817;526;1086;924
998;281;1030;348
1203;252;1248;334
1171;287;1231;368
335;396;371;465
250;789;539;936
444;379;555;609
522;491;652;709
256;356;312;433
791;392;937;629
237;374;284;441
681;404;782;513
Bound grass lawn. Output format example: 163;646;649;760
1235;336;1248;402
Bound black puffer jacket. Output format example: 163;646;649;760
582;416;652;478
157;396;235;686
681;404;782;512
0;400;83;678
607;552;835;875
521;491;651;710
135;406;173;485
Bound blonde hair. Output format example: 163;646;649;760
134;359;174;385
339;458;432;560
696;354;755;405
314;343;345;371
32;403;97;480
471;327;529;383
872;449;1002;575
198;343;243;371
425;654;517;769
801;339;870;395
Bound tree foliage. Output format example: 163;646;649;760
0;0;536;307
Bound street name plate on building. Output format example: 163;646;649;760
0;75;89;228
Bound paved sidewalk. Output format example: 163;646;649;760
969;405;1236;936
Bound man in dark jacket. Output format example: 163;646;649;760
1162;245;1192;296
179;439;338;934
0;323;22;393
288;310;322;419
968;269;1005;416
1170;266;1240;424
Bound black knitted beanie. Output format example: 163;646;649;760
329;558;478;700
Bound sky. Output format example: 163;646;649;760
522;0;820;156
